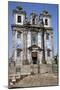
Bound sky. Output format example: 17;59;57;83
8;1;58;58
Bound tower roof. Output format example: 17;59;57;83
13;6;26;15
40;10;51;17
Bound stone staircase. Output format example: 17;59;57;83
9;64;54;88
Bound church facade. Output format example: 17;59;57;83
12;6;53;74
12;7;53;67
8;7;54;86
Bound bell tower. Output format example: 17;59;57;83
12;6;26;64
39;10;53;64
39;10;52;27
13;6;26;25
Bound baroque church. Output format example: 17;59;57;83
8;7;54;85
12;7;53;66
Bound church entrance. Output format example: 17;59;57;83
32;52;37;64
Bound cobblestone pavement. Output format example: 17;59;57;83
11;73;58;88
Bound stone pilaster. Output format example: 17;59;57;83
20;32;23;65
38;32;42;48
23;30;27;64
44;32;47;63
12;30;17;62
27;31;31;47
51;32;54;62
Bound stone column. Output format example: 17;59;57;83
38;32;43;64
20;32;23;65
51;32;54;63
38;32;42;48
27;31;31;47
27;31;31;64
27;50;31;64
42;29;46;64
12;30;17;62
11;30;17;83
44;32;47;63
23;30;27;64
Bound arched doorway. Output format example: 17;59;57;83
32;52;37;64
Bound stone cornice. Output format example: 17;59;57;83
12;24;53;32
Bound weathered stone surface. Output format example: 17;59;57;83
9;73;58;88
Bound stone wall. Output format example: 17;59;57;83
9;64;53;76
